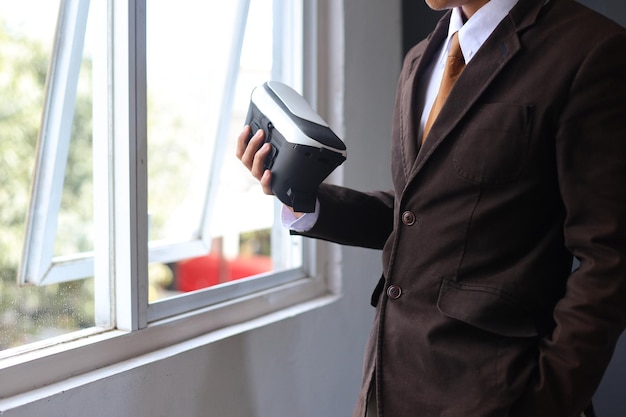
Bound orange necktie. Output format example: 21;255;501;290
422;32;466;143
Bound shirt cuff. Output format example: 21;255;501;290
280;199;320;232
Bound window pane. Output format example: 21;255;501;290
146;0;302;302
0;1;95;350
0;279;95;350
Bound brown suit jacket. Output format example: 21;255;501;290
302;0;626;416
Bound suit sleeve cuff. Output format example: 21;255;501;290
281;199;320;232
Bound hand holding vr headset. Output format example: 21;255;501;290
236;81;346;214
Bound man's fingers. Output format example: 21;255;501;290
260;169;273;195
251;143;271;180
235;125;272;193
238;128;266;172
235;125;252;160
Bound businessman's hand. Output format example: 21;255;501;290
235;125;304;219
236;125;273;196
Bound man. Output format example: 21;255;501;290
237;0;626;415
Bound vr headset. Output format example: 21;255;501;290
245;81;347;213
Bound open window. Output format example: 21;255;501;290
1;0;331;350
20;0;305;288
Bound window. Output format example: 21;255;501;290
1;0;336;378
144;0;308;322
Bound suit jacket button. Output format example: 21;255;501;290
387;285;402;299
402;210;416;226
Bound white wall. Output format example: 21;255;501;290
0;1;402;416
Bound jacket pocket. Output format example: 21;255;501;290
453;103;533;185
437;278;538;338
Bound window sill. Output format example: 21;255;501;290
0;275;338;402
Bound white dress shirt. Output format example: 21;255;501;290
417;0;519;141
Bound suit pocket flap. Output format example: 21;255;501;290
437;279;538;338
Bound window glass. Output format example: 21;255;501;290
146;0;302;302
0;1;95;350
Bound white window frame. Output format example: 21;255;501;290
0;0;344;400
18;0;93;286
18;0;303;288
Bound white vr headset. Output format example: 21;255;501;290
245;81;347;212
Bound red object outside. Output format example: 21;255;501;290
176;253;273;292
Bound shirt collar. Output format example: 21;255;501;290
447;0;519;63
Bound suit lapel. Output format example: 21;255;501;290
407;18;520;181
397;15;450;180
405;0;547;183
